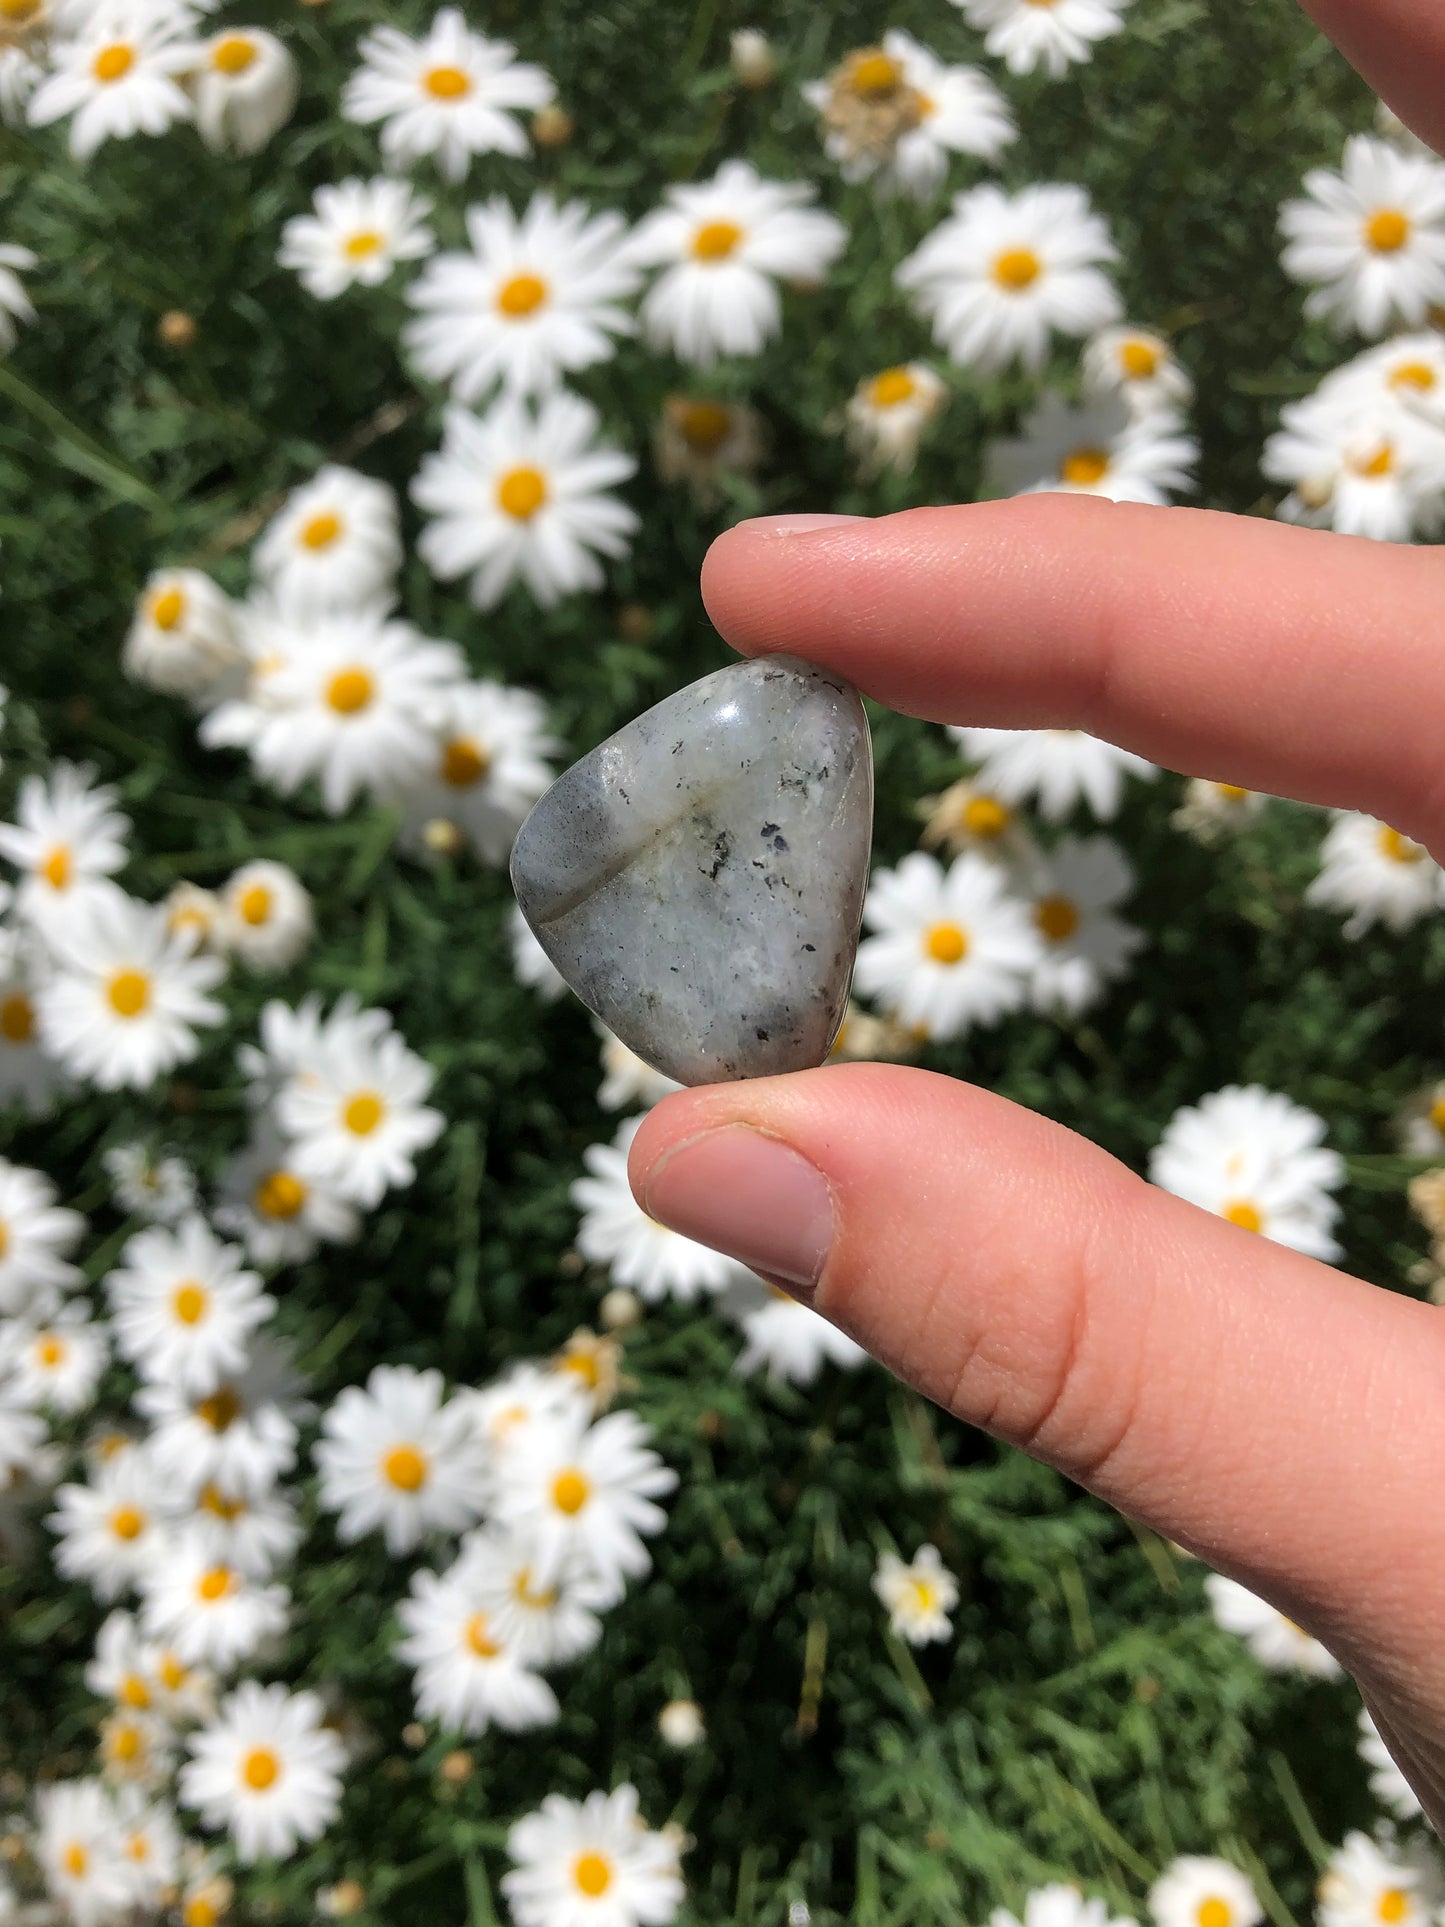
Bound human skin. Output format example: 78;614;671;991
627;1;1445;1833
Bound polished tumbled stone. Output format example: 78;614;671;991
510;654;873;1086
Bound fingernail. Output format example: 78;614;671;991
731;513;869;536
642;1124;834;1295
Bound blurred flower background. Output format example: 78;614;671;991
1;0;1444;1922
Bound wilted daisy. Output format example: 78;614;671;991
122;568;238;698
503;1785;685;1927
854;850;1041;1042
342;8;554;183
135;1335;307;1499
1319;1834;1435;1927
572;1115;744;1302
315;1364;488;1555
1280;136;1445;337
0;931;65;1113
1083;325;1194;417
1203;1573;1340;1677
952;0;1131;76
388;680;559;865
846;362;949;478
1021;835;1144;1017
252;466;402;614
98;1705;174;1789
1150;1084;1344;1261
1171;779;1267;844
27;2;196;159
1;1301;107;1414
628;158;848;366
597;1023;682;1112
105;1218;274;1399
1359;1709;1422;1821
0;760;129;929
918;777;1034;867
950;727;1158;822
102;1142;195;1225
451;1528;609;1670
987;393;1197;504
276;1006;444;1208
217;861;312;972
139;1532;289;1671
898;183;1121;373
872;1544;959;1645
192;26;296;154
1307;813;1444;935
0;1155;83;1314
496;1409;677;1593
1263;388;1445;541
50;1446;170;1601
413;391;638;609
180;1681;345;1863
278;176;435;302
213;1128;359;1268
1148;1859;1261;1927
992;1887;1138;1927
0;240;35;352
653;394;766;502
34;1778;134;1927
726;1278;869;1387
395;1560;560;1736
404;192;639;401
38;886;227;1092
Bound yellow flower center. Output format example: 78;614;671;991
242;1745;280;1790
497;465;548;520
963;795;1010;838
42;844;72;890
344;1090;385;1136
910;1578;939;1612
255;1169;308;1219
196;1386;241;1431
196;1565;234;1602
37;1335;66;1367
119;1673;150;1709
1035;895;1079;942
574;1853;613;1898
212;33;256;73
382;1443;428;1491
0;994;35;1044
92;41;133;81
1390;360;1437;392
1197;1902;1232;1927
199;1483;245;1520
301;511;343;551
1216;783;1249;802
1120;338;1160;378
847;50;904;97
1350;440;1396;478
678;399;732;451
149;586;186;630
110;1722;143;1762
1429;1095;1445;1133
64;1843;89;1877
992;247;1041;291
511;1565;559;1610
326;667;374;714
441;739;490;788
107;969;151;1019
924;921;968;965
185;1901;219;1927
1365;208;1410;252
551;1467;591;1515
692;219;744;262
1062;446;1110;487
562;1349;601;1389
238;883;273;925
172;1282;209;1326
159;1653;189;1691
111;1507;145;1547
424;63;470;98
1223;1200;1262;1233
497;271;549;317
1378;825;1424;863
126;1834;149;1862
1379;1893;1409;1925
0;0;42;21
464;1612;501;1657
868;366;917;409
343;230;384;259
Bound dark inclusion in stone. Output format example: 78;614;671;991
509;654;874;1086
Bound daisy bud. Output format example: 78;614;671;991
158;310;197;349
616;603;654;643
658;1699;704;1748
439;1748;473;1785
558;1249;584;1277
531;103;572;147
421;817;463;856
401;1721;427;1749
318;1879;366;1917
730;28;776;87
599;1287;641;1330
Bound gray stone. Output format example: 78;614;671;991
510;654;873;1086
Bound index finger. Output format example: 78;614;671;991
700;500;1445;850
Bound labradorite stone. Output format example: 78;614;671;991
509;654;873;1086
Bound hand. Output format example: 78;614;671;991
627;486;1445;1825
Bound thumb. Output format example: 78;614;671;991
628;1063;1445;1697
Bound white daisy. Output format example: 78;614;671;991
395;1559;560;1736
596;1023;681;1112
314;1364;488;1555
182;1477;304;1582
1358;1709;1422;1822
1203;1573;1341;1678
987;393;1197;504
252;465;402;615
105;1217;274;1399
572;1115;744;1303
139;1532;289;1672
102;1142;196;1224
0;931;66;1114
853;850;1042;1042
1083;325;1194;417
341;7;554;184
510;897;567;999
993;1887;1138;1927
1307;813;1444;935
898;182;1121;373
450;1528;609;1671
494;1409;676;1594
0;1301;107;1414
1329;331;1445;425
276;1006;444;1208
34;1778;133;1927
212;1128;359;1268
86;1610;163;1715
28;2;196;159
37;885;227;1093
725;1277;869;1387
278;176;435;302
1319;1834;1434;1927
0;760;129;930
386;679;559;865
404;192;639;402
1021;834;1144;1017
179;1681;345;1863
217;860;312;972
1149;1084;1345;1261
192;25;295;153
0;240;35;353
162;880;227;956
628;158;849;367
97;1705;174;1789
1148;1859;1262;1927
0;1384;53;1492
455;1363;590;1490
134;1335;308;1500
0;1156;84;1315
235;991;338;1112
950;0;1131;76
413;390;638;610
949;727;1158;822
110;1788;181;1906
50;1446;171;1602
502;1785;685;1927
0;35;45;132
1263;387;1445;541
872;1544;959;1645
846;362;949;478
1280;135;1445;337
122;568;239;699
